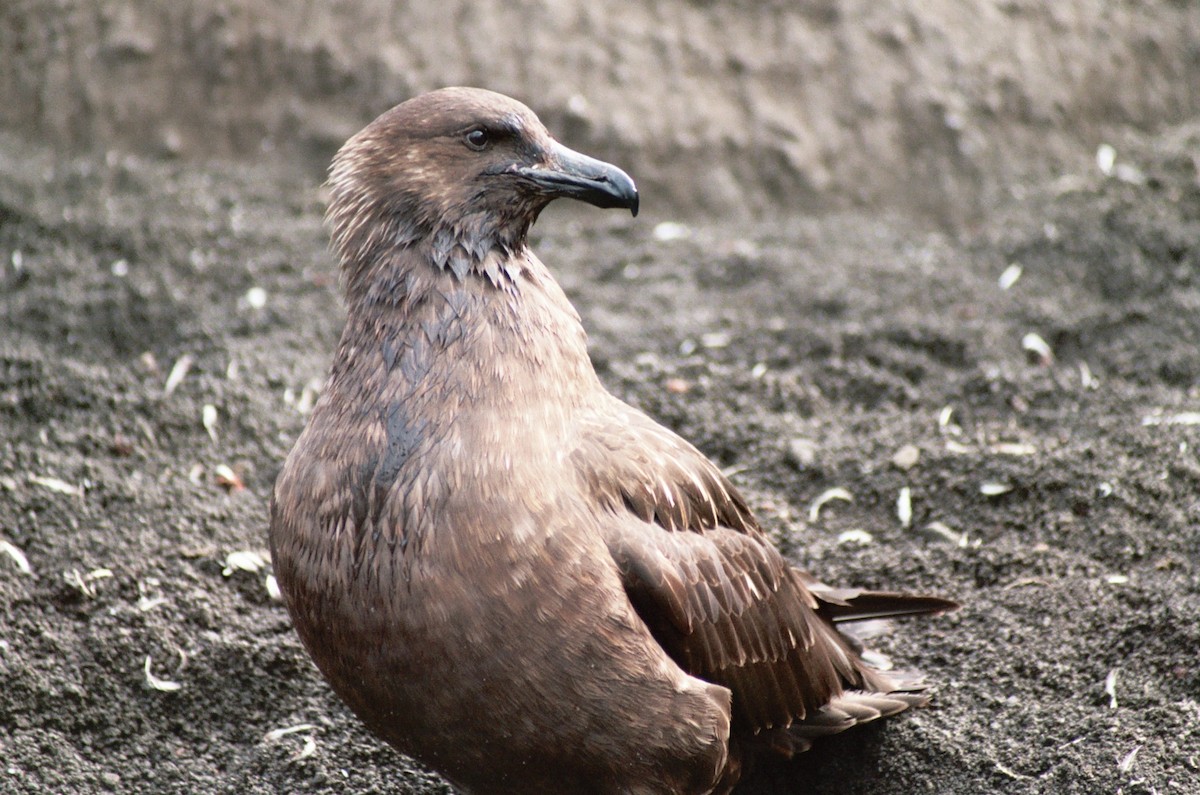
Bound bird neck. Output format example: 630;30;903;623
331;241;598;413
338;209;537;302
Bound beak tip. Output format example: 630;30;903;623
533;141;641;217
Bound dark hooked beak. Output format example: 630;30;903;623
516;140;639;217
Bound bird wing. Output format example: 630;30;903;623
570;397;759;536
571;398;883;730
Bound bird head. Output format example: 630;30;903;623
326;87;638;279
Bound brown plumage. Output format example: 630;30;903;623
269;87;956;795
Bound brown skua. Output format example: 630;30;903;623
270;87;956;795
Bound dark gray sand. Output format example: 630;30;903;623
1;117;1198;793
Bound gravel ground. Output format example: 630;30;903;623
1;118;1198;793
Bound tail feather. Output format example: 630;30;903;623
734;569;957;762
794;571;959;622
788;688;927;745
820;590;959;623
748;687;929;758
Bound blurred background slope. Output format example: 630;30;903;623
3;0;1198;224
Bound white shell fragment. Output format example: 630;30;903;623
1021;332;1053;365
293;734;317;761
566;94;588;115
265;574;283;601
808;487;853;522
264;723;317;742
1096;143;1116;176
143;655;182;692
1141;411;1200;426
244;286;268;309
264;723;319;761
1113;163;1146;186
188;464;205;486
1078;362;1098;389
202;404;219;443
921;521;969;547
63;570;88;596
163;354;194;396
284;378;326;415
63;568;113;598
998;263;1023;290
29;474;84;497
897;487;912;527
836;529;874;546
786;438;818;469
1106;574;1129;585
652;221;692;242
891;444;920;471
137;595;166;612
213;464;244;491
297;378;322;415
991;442;1036;456
1117;746;1140;775
223;550;267;577
1104;669;1119;710
980;482;1013;497
1;540;32;575
136;578;166;612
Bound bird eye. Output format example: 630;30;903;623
465;129;490;151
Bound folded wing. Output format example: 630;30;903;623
571;398;958;735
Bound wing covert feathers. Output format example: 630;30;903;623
578;399;955;738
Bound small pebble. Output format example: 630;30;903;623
245;286;268;309
785;438;818;469
891;444;920;471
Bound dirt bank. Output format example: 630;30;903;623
3;1;1199;225
2;1;1199;792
